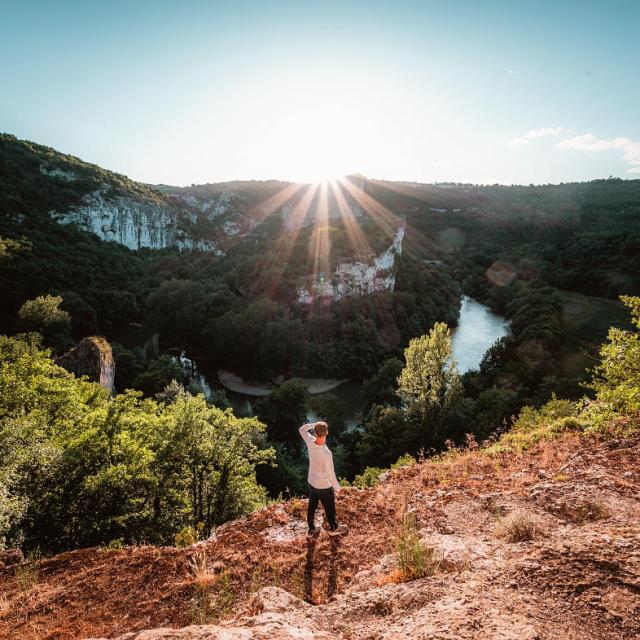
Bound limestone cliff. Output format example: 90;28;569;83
297;222;406;303
50;188;223;253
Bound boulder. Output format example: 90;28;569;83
245;586;310;616
56;336;115;392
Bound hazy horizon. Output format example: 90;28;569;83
3;1;639;186
8;128;640;189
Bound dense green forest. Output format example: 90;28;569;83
1;134;639;552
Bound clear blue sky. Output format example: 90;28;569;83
2;0;639;185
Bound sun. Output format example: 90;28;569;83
283;111;352;183
258;102;370;184
297;166;344;185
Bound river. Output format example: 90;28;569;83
202;296;509;425
451;295;510;374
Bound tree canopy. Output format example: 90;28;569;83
0;334;273;552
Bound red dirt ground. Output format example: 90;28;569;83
1;432;638;639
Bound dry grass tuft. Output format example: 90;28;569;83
188;550;234;623
14;550;40;591
395;510;443;580
562;500;609;523
287;498;306;518
497;509;544;542
0;593;10;620
188;550;215;588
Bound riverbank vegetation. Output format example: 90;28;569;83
357;295;640;490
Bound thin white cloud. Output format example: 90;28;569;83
556;133;640;174
511;126;571;146
506;67;520;75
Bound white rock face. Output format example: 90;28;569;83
51;190;223;253
296;287;313;305
174;236;224;254
40;164;76;182
297;222;405;303
223;220;241;236
178;192;232;218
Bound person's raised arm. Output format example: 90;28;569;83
298;422;316;444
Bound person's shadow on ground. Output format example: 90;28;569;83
304;536;340;604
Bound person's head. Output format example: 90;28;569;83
314;421;328;441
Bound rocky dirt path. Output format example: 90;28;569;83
1;433;638;639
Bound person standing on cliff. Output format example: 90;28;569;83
299;421;348;539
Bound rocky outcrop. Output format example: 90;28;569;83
176;191;233;219
43;166;378;258
297;222;405;303
98;588;331;639
51;189;223;252
56;336;115;392
39;164;77;182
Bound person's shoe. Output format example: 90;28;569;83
328;524;348;537
306;527;319;540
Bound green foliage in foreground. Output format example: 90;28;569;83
353;454;416;489
590;295;640;417
397;322;463;446
487;296;640;453
18;294;70;332
485;396;586;453
0;334;273;552
18;294;72;350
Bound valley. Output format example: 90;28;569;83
3;3;639;637
2;133;639;509
1;134;640;640
215;294;511;426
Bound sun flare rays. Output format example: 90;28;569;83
244;174;418;305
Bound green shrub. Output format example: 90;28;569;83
0;335;274;554
589;296;640;418
106;538;124;550
353;466;385;488
175;525;202;548
549;416;587;433
486;396;586;452
391;454;416;469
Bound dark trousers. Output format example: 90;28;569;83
307;484;338;531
